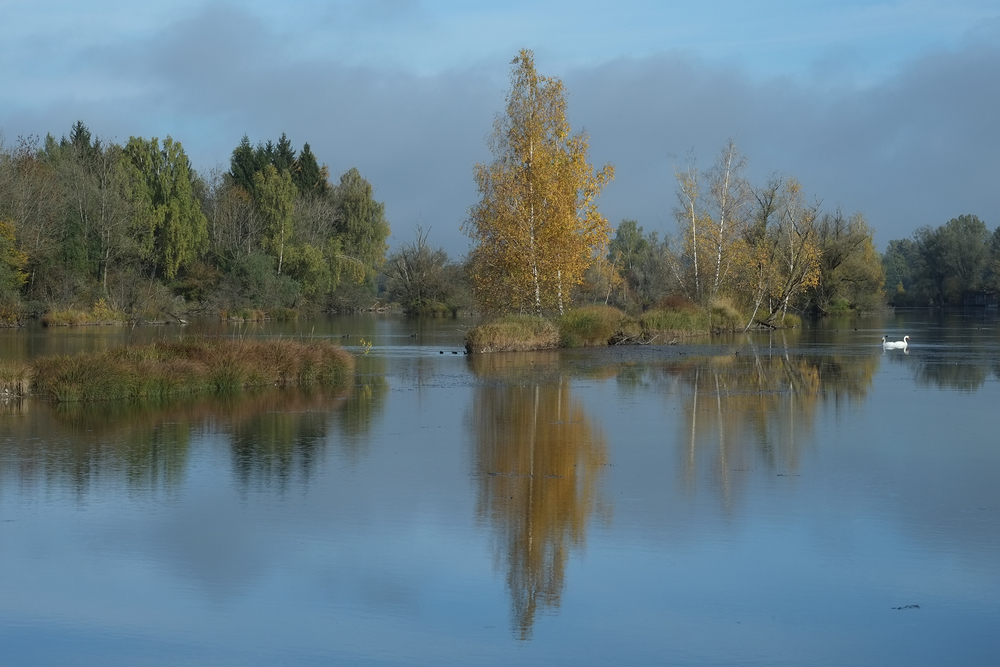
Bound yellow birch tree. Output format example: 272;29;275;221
465;50;614;315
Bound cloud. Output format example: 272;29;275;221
2;3;998;257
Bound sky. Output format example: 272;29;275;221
2;0;998;257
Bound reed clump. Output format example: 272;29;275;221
42;299;129;327
709;298;744;332
30;338;354;403
559;305;633;347
220;308;299;322
0;360;33;397
465;314;560;353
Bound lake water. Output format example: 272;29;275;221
1;311;998;666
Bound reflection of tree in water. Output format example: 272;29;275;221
0;382;378;497
228;391;339;491
0;398;195;498
333;373;390;463
899;348;997;392
468;354;607;640
914;359;989;391
665;346;877;509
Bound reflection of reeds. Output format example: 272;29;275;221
28;339;354;402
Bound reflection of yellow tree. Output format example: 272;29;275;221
469;359;607;639
669;346;877;508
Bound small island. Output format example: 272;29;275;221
0;338;354;402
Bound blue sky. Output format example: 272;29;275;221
2;0;998;256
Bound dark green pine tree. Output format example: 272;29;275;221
293;143;329;197
61;120;97;162
273;133;296;174
229;135;259;194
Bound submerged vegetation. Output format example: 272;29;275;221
3;338;354;402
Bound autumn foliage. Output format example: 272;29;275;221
465;50;613;316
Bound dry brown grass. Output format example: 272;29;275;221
465;315;560;353
30;338;355;402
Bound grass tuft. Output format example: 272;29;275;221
709;298;744;332
30;338;354;403
0;360;33;397
465;315;560;353
42;299;129;327
558;305;628;347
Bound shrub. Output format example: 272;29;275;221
466;315;560;353
41;309;90;326
268;307;299;321
559;305;628;347
825;298;852;316
41;299;128;327
657;295;701;313
709;298;744;332
778;312;802;328
0;301;24;327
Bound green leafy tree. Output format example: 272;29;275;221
124;136;208;279
985;227;1000;293
809;210;884;314
0;218;28;308
333;167;389;280
253;164;296;275
912;214;990;304
882;237;918;300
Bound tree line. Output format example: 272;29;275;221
882;214;1000;306
3;54;991;326
0;122;391;323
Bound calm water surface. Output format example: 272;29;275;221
0;311;998;666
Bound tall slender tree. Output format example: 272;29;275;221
124;136;208;279
465;49;613;315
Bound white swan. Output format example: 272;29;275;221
882;335;909;350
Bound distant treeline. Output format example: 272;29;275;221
1;121;991;326
0;121;394;324
882;214;1000;306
